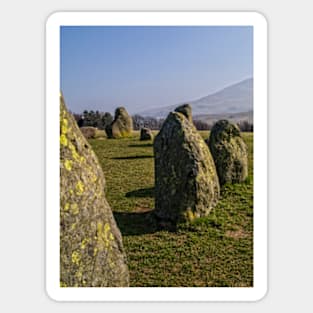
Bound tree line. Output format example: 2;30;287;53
73;110;253;132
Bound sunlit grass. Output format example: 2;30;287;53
89;131;253;287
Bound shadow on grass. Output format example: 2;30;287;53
114;209;159;235
128;143;153;148
111;155;153;160
125;187;155;198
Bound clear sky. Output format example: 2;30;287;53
61;26;253;114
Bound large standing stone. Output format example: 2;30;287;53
106;107;133;138
207;119;248;185
174;103;193;123
60;94;129;287
154;111;220;225
140;127;153;141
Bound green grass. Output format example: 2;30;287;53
89;130;253;287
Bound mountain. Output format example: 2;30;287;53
137;78;253;120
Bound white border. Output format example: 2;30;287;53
46;11;267;302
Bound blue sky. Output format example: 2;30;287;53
61;26;253;114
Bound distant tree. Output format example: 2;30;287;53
132;114;145;130
143;116;159;130
237;121;253;132
102;112;113;128
72;112;82;122
77;117;84;127
193;119;212;130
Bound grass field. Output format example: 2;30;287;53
89;130;253;287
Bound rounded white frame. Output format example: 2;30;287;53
46;11;267;302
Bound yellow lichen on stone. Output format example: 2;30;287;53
60;94;129;287
65;140;85;164
64;159;72;171
109;260;115;269
69;142;81;163
75;271;83;280
97;222;114;249
61;118;68;135
70;203;79;215
186;208;195;221
80;238;90;249
71;251;81;265
91;172;97;183
75;181;84;195
60;134;68;146
103;223;111;248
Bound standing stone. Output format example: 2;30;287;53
174;103;193;123
106;107;133;138
60;94;129;287
154;111;220;225
207;119;248;185
140;127;153;141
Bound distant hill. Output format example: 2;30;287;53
194;110;253;126
137;78;253;122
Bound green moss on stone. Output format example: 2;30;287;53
207;120;248;185
154;111;220;226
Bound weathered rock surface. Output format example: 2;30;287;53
174;104;193;123
106;107;133;138
140;127;153;141
207;119;248;185
154;111;220;225
80;126;97;139
60;94;129;287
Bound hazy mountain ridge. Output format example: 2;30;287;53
194;110;253;125
137;78;253;120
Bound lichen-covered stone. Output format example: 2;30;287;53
174;104;193;123
60;94;129;287
154;111;220;225
106;107;133;138
207;119;248;185
140;127;153;141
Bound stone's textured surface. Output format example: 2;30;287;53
174;104;193;122
80;127;97;139
207;119;248;185
154;111;220;225
106;107;133;138
60;94;129;287
140;127;153;141
79;127;106;140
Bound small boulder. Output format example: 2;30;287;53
106;107;133;138
80;126;97;139
174;104;193;123
207;120;248;185
79;127;106;140
154;111;220;225
60;94;129;287
140;127;153;141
